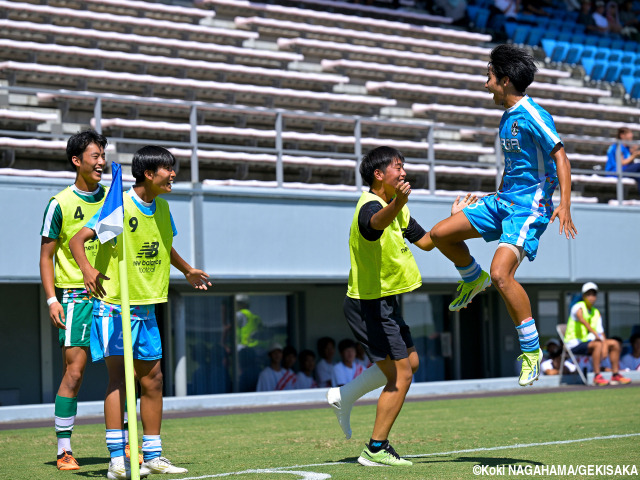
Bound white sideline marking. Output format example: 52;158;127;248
176;433;640;479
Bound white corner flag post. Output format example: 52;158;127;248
95;162;140;480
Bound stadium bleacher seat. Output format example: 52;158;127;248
0;19;303;69
234;16;490;59
0;39;348;90
0;0;255;45
0;61;395;114
196;0;490;44
57;0;215;23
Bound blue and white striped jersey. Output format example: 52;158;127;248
497;95;562;215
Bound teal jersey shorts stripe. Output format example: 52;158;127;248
90;299;162;362
463;194;550;262
59;288;93;348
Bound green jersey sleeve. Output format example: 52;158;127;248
40;198;63;239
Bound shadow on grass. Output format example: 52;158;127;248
45;457;111;478
415;456;544;467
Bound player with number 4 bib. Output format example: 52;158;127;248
39;130;108;470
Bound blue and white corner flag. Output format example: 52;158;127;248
95;162;124;244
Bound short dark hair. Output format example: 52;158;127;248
283;346;297;358
298;349;315;362
131;145;176;184
630;332;640;344
359;146;404;187
317;336;335;352
66;129;108;169
488;44;537;94
617;127;631;139
338;338;356;353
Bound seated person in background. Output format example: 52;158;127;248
578;0;599;32
620;333;640;371
522;0;551;17
619;0;640;40
592;0;610;33
295;349;318;389
355;342;373;369
541;338;577;375
331;339;364;387
600;336;624;371
605;1;623;34
315;336;335;388
564;282;631;386
256;343;297;391
606;127;640;194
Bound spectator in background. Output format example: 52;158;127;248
620;0;640;40
256;343;297;391
522;0;551;17
605;127;640;194
315;336;335;388
355;342;373;369
564;282;631;386
578;1;599;32
605;1;623;34
295;349;318;389
541;338;577;375
620;333;640;370
600;336;624;371
331;339;364;387
592;1;610;33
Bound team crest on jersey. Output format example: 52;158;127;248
511;120;519;136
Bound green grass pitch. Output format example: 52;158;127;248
1;387;638;480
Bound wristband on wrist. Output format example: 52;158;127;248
46;296;59;306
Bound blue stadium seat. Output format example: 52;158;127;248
542;30;559;41
552;41;571;62
527;27;545;46
467;6;490;30
623;41;637;52
589;61;608;81
634;55;640;66
621;52;636;65
604;62;622;82
571;33;587;44
582;57;596;75
619;65;634;82
557;32;573;43
584;35;600;45
573;24;586;34
594;47;610;60
504;21;518;38
512;25;532;44
541;38;557;58
597;37;612;48
610;38;625;50
608;49;624;62
622;74;638;95
565;44;584;64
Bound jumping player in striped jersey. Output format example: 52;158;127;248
39;129;108;471
430;44;578;387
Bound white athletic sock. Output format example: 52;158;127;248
57;437;71;455
340;364;387;405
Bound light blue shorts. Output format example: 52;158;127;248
90;299;162;362
463;194;550;262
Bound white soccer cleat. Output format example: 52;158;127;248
142;456;188;474
327;387;352;440
107;457;151;479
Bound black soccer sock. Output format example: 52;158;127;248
368;439;389;453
